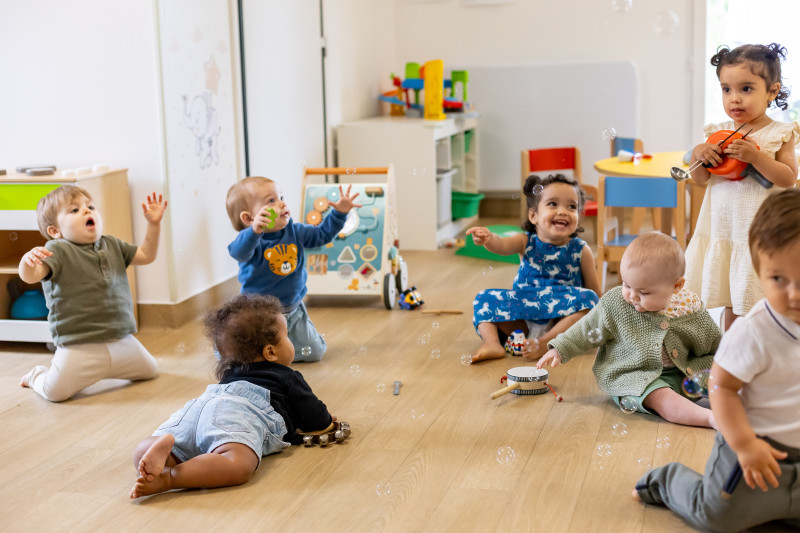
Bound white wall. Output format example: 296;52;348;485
0;0;172;304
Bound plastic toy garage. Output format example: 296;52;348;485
301;166;409;309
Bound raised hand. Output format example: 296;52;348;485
329;184;362;213
466;226;492;247
21;246;52;268
141;193;168;225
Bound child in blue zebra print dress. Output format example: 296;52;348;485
468;173;600;363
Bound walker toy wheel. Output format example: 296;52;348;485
383;273;397;310
396;258;409;293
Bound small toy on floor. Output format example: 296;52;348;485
399;286;424;310
503;329;526;356
299;421;351;447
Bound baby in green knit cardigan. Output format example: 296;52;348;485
538;232;720;429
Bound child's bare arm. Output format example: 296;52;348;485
709;363;787;491
466;227;527;255
580;245;602;296
18;246;52;284
725;136;798;188
131;193;167;266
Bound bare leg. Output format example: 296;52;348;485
642;387;716;429
522;310;588;361
130;442;258;499
722;307;739;332
134;434;177;482
472;322;508;363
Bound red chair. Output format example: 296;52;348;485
520;147;598;230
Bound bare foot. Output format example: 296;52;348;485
130;471;173;499
521;338;549;361
632;488;641;501
138;434;175;481
471;341;506;363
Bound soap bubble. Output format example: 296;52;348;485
416;333;431;346
358;345;368;356
350;364;362;377
412;167;427;176
410;409;424;420
682;369;709;399
461;353;472;365
431;321;440;330
586;328;603;344
9;232;18;241
430;348;441;359
376;482;392;496
376;382;386;393
346;167;356;175
611;422;628;437
611;0;632;13
596;443;612;457
656;436;671;449
637;457;653;469
620;396;638;414
301;346;312;357
496;446;516;465
601;127;617;142
653;10;679;36
176;342;186;354
482;266;493;276
532;184;544;196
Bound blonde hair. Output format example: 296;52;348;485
36;185;94;240
225;176;275;231
622;232;685;281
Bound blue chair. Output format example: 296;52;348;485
596;175;686;290
611;137;644;157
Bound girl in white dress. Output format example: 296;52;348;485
685;43;799;330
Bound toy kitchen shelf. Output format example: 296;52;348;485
0;168;135;345
336;115;479;250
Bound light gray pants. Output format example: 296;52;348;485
636;432;800;532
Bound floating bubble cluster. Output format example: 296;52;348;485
619;396;638;414
376;482;392;496
532;184;544;196
637;457;653;469
301;346;312;357
431;321;440;330
596;443;613;457
410;409;424;420
682;369;709;399
586;328;603;344
461;354;472;365
430;348;441;359
376;382;386;393
9;232;18;241
653;10;679;36
656;436;671;449
350;364;362;377
176;342;186;354
358;345;368;356
416;333;430;346
412;167;427;176
601;127;617;142
496;446;516;465
482;266;493;277
611;0;632;13
611;422;628;437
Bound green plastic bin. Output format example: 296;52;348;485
451;191;484;219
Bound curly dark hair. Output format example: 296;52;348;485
711;43;790;110
205;293;284;380
521;173;586;237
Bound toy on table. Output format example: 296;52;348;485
398;286;424;310
503;328;526;356
616;150;653;163
670;124;772;189
298;421;351;447
490;367;562;401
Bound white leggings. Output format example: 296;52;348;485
24;335;158;402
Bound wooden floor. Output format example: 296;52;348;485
0;229;792;532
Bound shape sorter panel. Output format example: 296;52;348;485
302;183;389;295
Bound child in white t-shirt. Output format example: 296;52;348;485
633;189;800;531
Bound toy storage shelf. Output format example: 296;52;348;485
337;115;479;250
0;168;135;345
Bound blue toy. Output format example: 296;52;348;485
398;286;424;310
